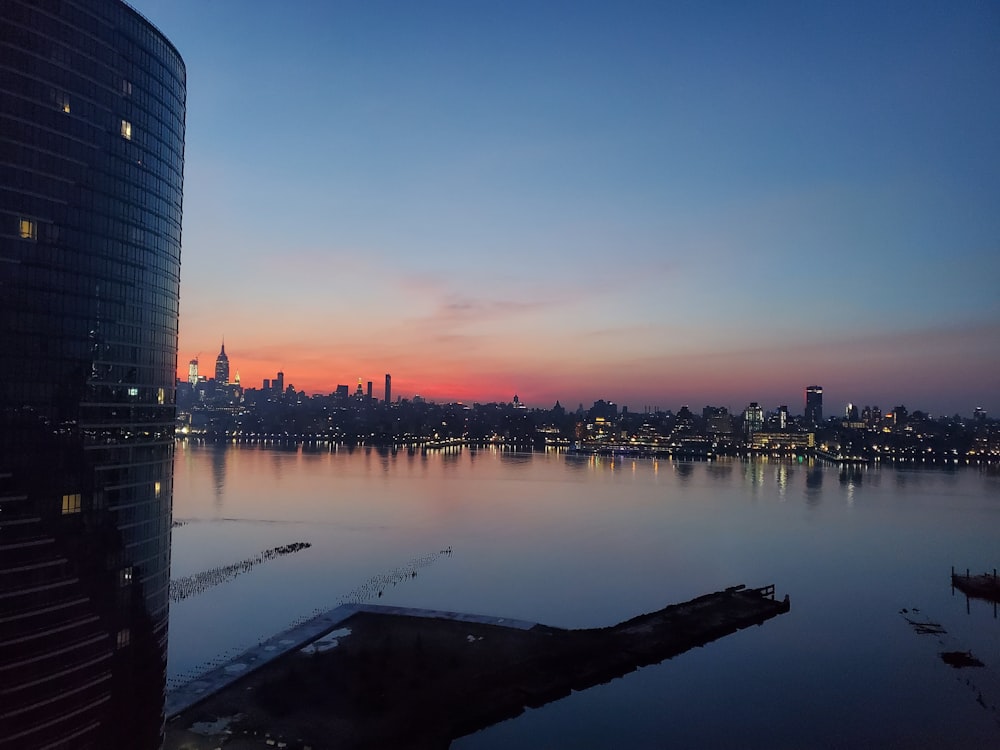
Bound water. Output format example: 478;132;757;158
169;442;1000;748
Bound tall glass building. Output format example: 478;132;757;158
0;1;184;747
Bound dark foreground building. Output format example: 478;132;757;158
0;1;184;747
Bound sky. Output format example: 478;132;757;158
129;0;1000;416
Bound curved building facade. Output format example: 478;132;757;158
0;1;184;747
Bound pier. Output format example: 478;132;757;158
165;584;789;749
952;567;1000;615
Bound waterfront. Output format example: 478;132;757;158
169;442;1000;748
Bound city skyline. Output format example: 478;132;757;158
183;341;991;422
131;0;1000;415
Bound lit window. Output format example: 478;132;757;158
19;217;37;240
157;387;166;405
122;79;132;96
127;386;139;397
120;567;133;586
154;481;161;498
61;493;82;514
120;120;132;140
116;628;130;649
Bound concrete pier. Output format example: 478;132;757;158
165;584;790;749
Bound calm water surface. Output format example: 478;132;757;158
169;442;1000;748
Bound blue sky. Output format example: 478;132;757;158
131;0;1000;415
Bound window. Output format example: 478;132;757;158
121;120;132;140
56;91;70;113
120;567;133;586
116;628;130;649
122;79;132;96
19;217;37;240
61;493;82;514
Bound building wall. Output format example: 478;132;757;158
0;1;184;747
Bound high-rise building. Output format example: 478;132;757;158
188;358;199;385
805;385;823;426
743;402;765;436
215;340;230;385
367;380;373;401
0;2;185;747
275;371;285;393
385;373;392;405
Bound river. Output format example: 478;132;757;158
168;441;1000;748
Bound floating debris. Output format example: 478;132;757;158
905;617;946;636
940;651;984;669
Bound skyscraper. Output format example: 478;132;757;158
743;402;764;436
385;373;392;405
215;340;230;385
805;385;823;426
0;2;185;747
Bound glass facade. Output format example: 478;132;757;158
0;1;184;747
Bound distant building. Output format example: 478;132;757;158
805;385;823;425
215;341;230;385
751;432;815;451
704;406;732;435
743;402;764;436
275;371;285;393
188;357;199;385
263;378;271;391
778;405;788;429
367;380;373;401
385;373;392;404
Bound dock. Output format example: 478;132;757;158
952;567;1000;608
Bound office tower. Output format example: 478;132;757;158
263;378;271;391
743;402;764;436
0;2;185;747
805;385;823;426
215;340;230;385
367;381;373;401
778;405;788;429
385;373;392;405
275;371;285;393
188;358;199;385
704;406;732;435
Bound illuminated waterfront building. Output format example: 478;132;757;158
742;402;765;436
0;1;185;746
